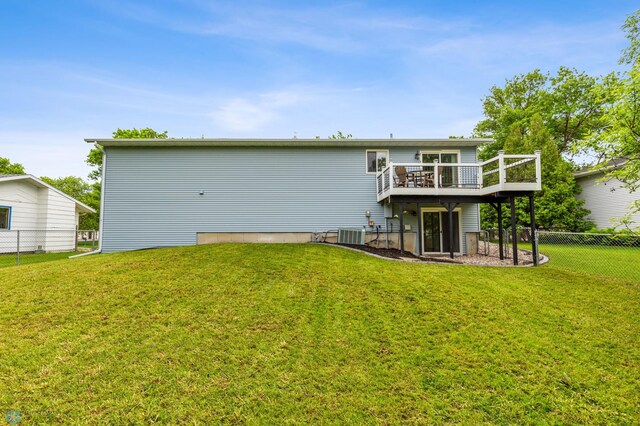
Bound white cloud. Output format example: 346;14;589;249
210;90;310;132
418;21;623;69
211;98;277;132
93;1;467;54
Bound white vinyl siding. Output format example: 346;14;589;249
576;174;640;229
0;180;80;252
0;181;40;229
0;207;10;229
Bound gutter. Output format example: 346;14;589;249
574;159;628;179
83;137;492;148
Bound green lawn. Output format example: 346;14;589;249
0;251;78;269
539;244;640;282
0;244;638;424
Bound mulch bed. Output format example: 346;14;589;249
333;243;421;260
332;242;536;266
333;243;463;263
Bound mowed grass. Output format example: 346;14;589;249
539;244;640;282
0;251;78;269
0;244;638;424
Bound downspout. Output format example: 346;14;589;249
70;142;105;258
96;143;106;254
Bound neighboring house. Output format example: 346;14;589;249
574;162;640;230
86;138;541;260
0;174;95;252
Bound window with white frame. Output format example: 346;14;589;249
366;150;388;173
0;207;10;230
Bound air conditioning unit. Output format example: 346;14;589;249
337;228;366;245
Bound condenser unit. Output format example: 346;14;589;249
337;228;366;245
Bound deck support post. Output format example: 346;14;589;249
399;202;405;254
497;202;504;260
416;202;422;256
448;206;454;259
510;196;518;265
529;194;538;266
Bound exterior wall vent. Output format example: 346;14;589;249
337;228;366;245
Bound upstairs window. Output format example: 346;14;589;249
0;207;10;230
366;150;388;173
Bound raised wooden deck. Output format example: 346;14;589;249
376;151;541;202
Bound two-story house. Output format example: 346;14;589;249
87;138;541;264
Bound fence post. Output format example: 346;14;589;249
92;231;96;251
16;230;20;266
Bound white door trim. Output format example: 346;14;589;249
419;150;462;187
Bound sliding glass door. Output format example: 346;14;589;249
441;211;460;253
422;211;441;252
421;152;459;187
422;209;461;254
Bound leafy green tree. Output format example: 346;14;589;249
481;114;592;231
40;176;99;229
475;68;617;160
588;66;640;189
40;176;90;201
584;10;640;221
328;131;352;139
473;66;616;231
0;157;26;174
82;182;101;230
549;68;618;154
475;69;549;159
621;9;640;65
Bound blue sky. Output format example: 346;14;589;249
1;0;637;178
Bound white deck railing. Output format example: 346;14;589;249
375;150;541;201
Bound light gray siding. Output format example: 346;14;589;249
576;173;640;229
101;145;481;252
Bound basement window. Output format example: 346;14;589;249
366;150;388;173
0;207;10;230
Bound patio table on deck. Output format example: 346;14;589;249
406;170;435;188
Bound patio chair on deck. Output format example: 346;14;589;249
394;166;410;187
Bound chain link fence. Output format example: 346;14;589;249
536;231;640;282
481;228;639;281
480;228;538;265
77;230;100;252
0;230;98;267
